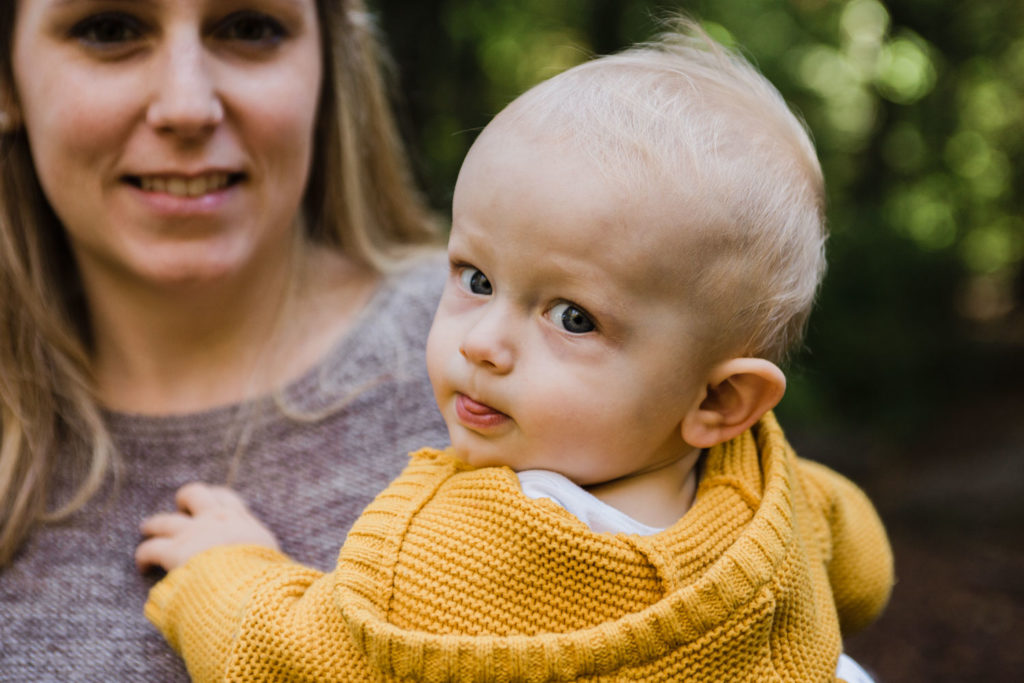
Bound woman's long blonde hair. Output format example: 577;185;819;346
0;0;439;567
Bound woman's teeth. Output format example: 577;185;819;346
138;173;232;197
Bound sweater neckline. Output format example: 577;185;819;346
340;413;798;679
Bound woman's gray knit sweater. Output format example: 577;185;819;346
0;257;449;682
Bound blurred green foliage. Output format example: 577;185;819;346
372;0;1023;441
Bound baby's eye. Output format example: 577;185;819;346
458;266;493;296
548;302;596;334
70;13;144;46
214;11;287;46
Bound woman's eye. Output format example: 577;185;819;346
70;13;144;46
458;267;493;295
215;12;287;45
549;302;596;334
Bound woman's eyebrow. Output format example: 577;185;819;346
49;0;158;8
52;0;151;5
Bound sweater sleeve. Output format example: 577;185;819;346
143;448;459;682
796;460;895;635
145;544;364;682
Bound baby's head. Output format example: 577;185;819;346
427;19;825;485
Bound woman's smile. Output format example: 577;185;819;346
121;171;247;217
129;172;239;198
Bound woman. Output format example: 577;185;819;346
0;0;448;678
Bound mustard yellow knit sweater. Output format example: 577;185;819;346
146;413;892;682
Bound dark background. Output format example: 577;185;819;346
369;1;1023;680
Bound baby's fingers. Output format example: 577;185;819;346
175;481;246;515
135;536;181;574
139;512;190;539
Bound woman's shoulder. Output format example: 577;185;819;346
377;250;447;308
375;247;445;310
351;250;446;345
290;250;446;413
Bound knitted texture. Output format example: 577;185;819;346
0;257;448;682
147;413;893;682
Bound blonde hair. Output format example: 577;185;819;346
0;0;439;567
501;17;826;363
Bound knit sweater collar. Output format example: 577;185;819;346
335;412;798;680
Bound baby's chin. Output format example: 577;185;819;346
457;451;512;470
450;443;518;471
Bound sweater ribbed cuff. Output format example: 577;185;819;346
145;545;292;679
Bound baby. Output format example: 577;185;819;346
138;19;892;682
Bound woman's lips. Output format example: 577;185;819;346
455;393;510;430
121;172;245;216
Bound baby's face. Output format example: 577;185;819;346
426;123;710;485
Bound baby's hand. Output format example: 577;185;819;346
135;482;280;573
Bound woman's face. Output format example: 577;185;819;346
11;0;322;289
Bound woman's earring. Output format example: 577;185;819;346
0;105;20;134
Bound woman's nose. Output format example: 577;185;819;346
146;32;223;137
459;308;515;375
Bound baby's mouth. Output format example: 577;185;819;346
455;393;510;429
459;394;505;416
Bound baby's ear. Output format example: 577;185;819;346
681;358;786;448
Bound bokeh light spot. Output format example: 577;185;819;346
875;35;937;104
